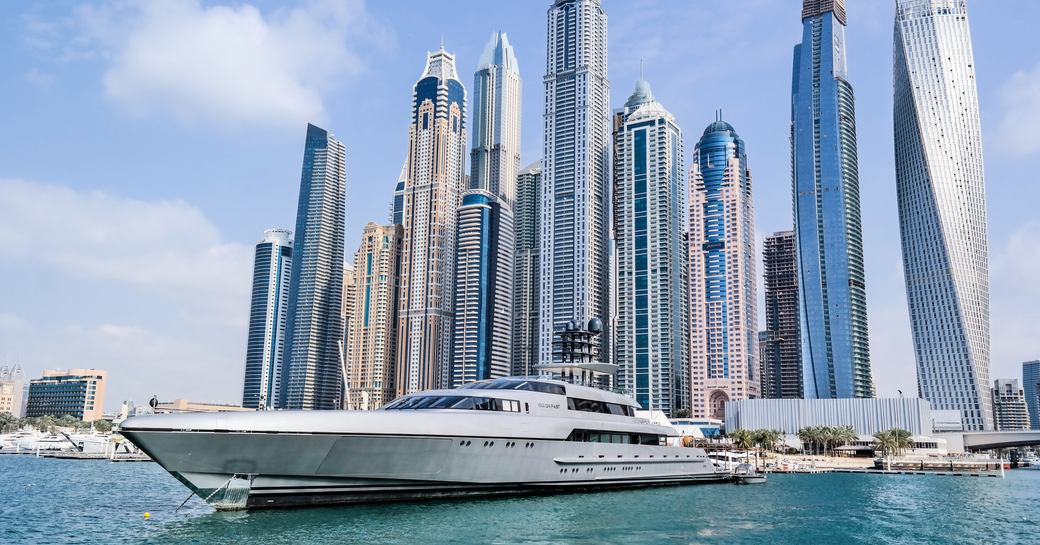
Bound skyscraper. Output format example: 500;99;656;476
991;379;1031;431
613;79;686;415
470;31;521;207
396;47;467;395
540;0;611;364
792;0;872;399
241;229;293;409
688;117;758;419
450;32;520;387
513;161;542;376
452;191;514;385
761;230;802;399
391;163;406;225
0;364;26;417
283;123;347;410
345;223;402;410
894;0;992;430
342;261;357;370
1024;361;1040;430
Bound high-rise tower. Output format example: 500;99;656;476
396;47;467;395
613;80;686;415
761;230;802;399
540;0;611;364
688;117;758;419
1025;361;1040;431
283;124;347;410
452;191;514;385
513;161;542;376
345;222;402;410
470;31;521;206
894;0;992;430
451;32;520;387
242;229;293;409
792;0;872;399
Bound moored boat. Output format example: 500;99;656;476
120;377;730;510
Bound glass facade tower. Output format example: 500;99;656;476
396;47;467;395
513;162;542;376
791;0;873;399
1024;361;1040;431
688;118;758;419
242;229;293;409
283;124;347;410
613;80;686;416
539;0;611;364
894;0;992;430
452;191;513;385
451;32;520;387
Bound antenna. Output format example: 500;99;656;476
440;34;445;51
639;58;644;80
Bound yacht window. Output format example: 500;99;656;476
428;396;464;408
459;378;566;395
567;397;635;416
566;429;664;445
384;395;521;412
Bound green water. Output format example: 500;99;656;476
1;455;1037;544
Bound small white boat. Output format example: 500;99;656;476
733;463;767;484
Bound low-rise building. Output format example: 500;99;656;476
153;399;252;414
0;364;26;417
725;397;931;436
992;379;1031;431
25;369;107;421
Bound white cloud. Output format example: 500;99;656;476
994;63;1040;157
0;179;253;404
70;0;389;129
990;221;1040;376
0;179;250;309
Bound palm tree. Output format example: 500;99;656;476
836;426;858;453
729;429;755;465
890;428;914;456
873;430;896;469
797;427;813;455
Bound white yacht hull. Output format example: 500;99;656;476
121;378;731;509
124;428;727;509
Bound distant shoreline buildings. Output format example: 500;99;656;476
230;0;1017;433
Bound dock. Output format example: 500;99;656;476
832;468;1003;478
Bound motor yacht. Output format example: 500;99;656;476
120;377;729;510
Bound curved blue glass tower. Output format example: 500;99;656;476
791;0;872;399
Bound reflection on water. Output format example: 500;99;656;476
1;456;1038;545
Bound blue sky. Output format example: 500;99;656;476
1;0;1038;408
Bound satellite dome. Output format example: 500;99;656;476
587;317;603;333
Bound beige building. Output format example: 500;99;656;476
0;364;26;417
346;223;402;410
153;399;252;414
687;120;758;420
25;369;107;422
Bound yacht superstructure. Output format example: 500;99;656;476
120;378;728;509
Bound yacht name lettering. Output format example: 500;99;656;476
538;402;560;409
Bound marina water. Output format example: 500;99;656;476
2;455;1038;544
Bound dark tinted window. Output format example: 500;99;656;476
382;395;520;413
566;429;664;446
567;397;634;416
460;378;565;395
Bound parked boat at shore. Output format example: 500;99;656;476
120;377;731;510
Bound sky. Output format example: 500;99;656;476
0;0;1038;410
